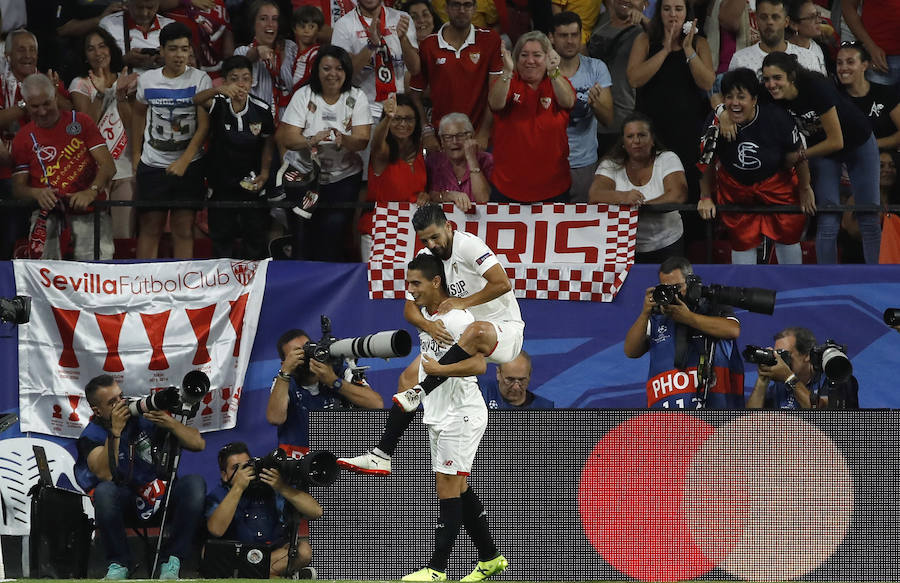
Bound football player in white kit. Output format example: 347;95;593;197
339;203;524;476
388;254;510;582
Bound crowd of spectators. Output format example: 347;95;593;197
0;0;897;264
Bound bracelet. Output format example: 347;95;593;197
111;433;121;439
469;167;482;173
422;125;435;136
275;370;291;382
685;51;697;64
500;73;512;82
549;67;562;80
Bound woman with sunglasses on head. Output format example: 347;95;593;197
761;50;881;264
836;42;900;151
359;93;428;260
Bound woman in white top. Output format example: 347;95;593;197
234;0;297;120
277;45;373;262
69;27;139;241
589;112;688;263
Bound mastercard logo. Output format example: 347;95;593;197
578;413;852;581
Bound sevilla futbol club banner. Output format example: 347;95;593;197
368;202;639;302
13;259;270;438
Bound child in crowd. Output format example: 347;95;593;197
291;6;325;92
132;22;212;259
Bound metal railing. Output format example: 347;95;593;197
2;198;897;262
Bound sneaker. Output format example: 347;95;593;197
337;450;391;475
104;563;128;580
296;566;317;579
158;556;180;580
461;555;509;582
393;385;424;412
401;567;447;581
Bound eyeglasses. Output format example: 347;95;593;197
795;13;819;22
439;131;472;142
500;376;529;386
447;1;476;10
392;115;416;125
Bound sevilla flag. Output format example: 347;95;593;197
368;203;638;302
14;259;270;437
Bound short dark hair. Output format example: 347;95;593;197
412;203;448;232
218;441;251;472
293;5;324;28
604;112;666;166
659;256;693;277
222;55;253;78
85;374;116;406
408;253;447;291
277;328;309;361
786;0;811;22
721;67;761;99
756;0;787;12
309;45;354;95
552;10;582;32
159;21;193;47
774;327;817;356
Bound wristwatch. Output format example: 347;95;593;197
16;99;25;111
331;378;343;391
275;369;291;382
785;374;799;390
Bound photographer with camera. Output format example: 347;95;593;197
73;374;207;580
746;327;860;409
267;329;384;460
624;256;746;409
205;442;323;578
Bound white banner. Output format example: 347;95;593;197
14;259;270;437
368;203;638;302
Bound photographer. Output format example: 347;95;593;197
624;256;745;409
266;328;384;459
205;442;323;578
747;327;860;409
73;375;206;580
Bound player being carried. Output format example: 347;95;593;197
376;253;509;581
339;203;525;476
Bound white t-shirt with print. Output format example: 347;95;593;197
332;6;418;117
596;151;684;253
69;76;133;180
280;84;373;184
729;42;825;76
136;66;212;168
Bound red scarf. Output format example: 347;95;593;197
358;6;397;102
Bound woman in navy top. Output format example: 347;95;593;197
762;51;881;264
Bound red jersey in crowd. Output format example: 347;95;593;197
291;0;357;27
11;111;108;212
410;25;503;131
165;0;232;77
490;74;572;202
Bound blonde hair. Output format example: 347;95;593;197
512;31;552;73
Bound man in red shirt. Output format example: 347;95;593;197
409;0;503;150
161;0;235;79
11;74;116;260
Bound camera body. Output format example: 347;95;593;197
128;370;211;418
742;345;792;368
243;448;339;492
652;276;776;315
0;295;31;324
809;339;852;383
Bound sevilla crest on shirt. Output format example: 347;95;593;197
469;52;480;64
540;97;552;109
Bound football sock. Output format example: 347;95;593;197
420;344;473;395
428;497;462;572
461;487;498;561
375;404;415;456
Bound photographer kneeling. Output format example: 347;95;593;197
206;442;323;578
624;257;746;409
74;375;207;580
746;327;859;409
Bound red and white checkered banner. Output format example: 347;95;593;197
368;203;638;302
13;259;270;438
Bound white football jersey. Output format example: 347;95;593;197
418;307;487;427
422;231;523;324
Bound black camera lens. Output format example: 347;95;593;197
884;308;900;327
652;284;680;306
